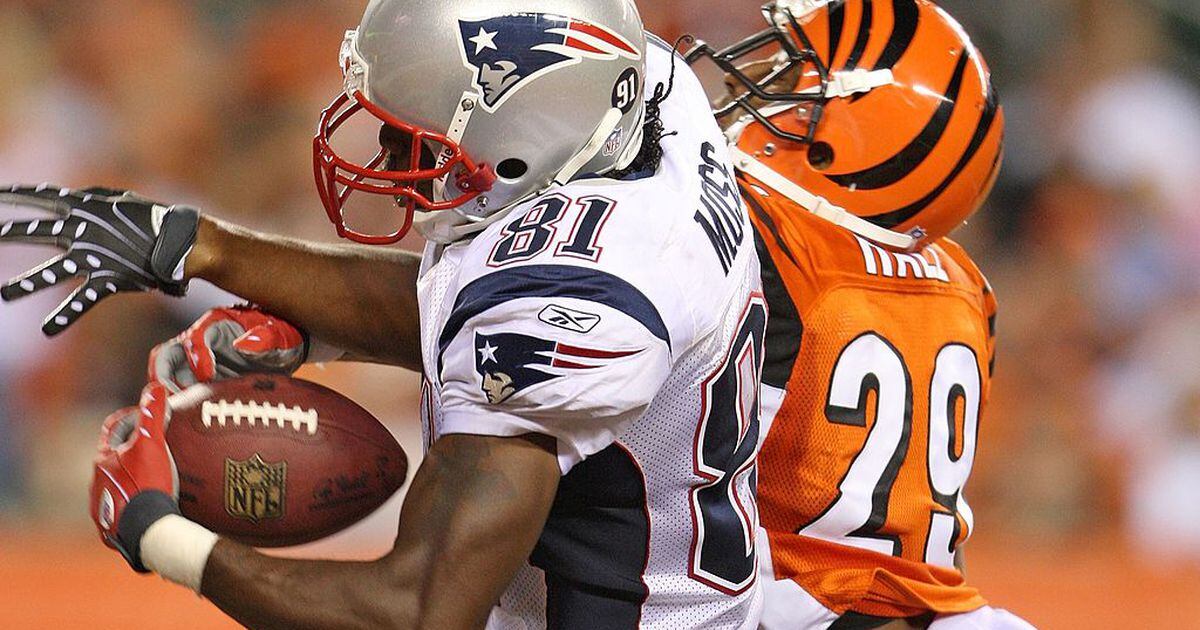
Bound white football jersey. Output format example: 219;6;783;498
416;35;765;630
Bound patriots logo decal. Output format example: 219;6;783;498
457;13;641;112
475;332;641;404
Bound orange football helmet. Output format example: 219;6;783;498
688;0;1004;250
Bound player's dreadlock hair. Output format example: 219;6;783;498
607;36;692;180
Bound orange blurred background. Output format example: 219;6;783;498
2;0;1200;628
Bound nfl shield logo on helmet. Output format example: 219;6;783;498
457;13;642;112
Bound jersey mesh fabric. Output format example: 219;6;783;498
441;260;765;630
629;268;763;630
486;268;765;630
412;40;765;630
748;177;994;619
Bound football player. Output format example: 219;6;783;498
0;1;767;628
688;1;1034;628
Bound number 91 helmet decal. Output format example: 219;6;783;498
314;0;649;245
688;0;1004;251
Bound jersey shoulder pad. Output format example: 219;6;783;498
453;175;740;354
435;284;673;472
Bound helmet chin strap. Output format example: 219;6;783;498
416;107;626;245
730;146;919;251
553;107;624;187
771;0;837;22
614;106;646;172
432;92;482;203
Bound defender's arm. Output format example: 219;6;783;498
188;216;424;371
160;433;557;630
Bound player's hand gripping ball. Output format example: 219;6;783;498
168;375;408;546
91;383;179;572
93;376;408;566
149;306;308;393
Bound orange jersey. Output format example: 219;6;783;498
744;175;996;619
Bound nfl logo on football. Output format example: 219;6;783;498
225;454;287;523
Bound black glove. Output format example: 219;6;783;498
0;184;201;336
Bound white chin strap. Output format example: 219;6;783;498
772;0;837;22
730;146;918;251
417;106;627;245
431;92;481;203
723;69;894;147
726;66;914;251
553;107;624;187
806;68;894;99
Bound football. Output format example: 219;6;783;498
165;375;407;548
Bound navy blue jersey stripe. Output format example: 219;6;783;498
437;265;670;377
533;443;650;629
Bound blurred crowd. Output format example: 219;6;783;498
1;0;1198;581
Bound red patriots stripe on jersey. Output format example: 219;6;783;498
556;344;643;360
551;358;602;370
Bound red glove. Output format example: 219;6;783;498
148;306;307;392
91;383;180;572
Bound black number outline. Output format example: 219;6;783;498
799;332;914;558
923;342;982;567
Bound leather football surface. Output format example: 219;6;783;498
166;375;407;548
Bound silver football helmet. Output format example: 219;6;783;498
314;0;649;244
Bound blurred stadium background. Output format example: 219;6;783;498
1;0;1199;627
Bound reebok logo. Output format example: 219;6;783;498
538;304;602;334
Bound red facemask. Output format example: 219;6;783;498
312;90;497;245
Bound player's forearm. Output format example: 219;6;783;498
202;542;419;630
194;434;559;630
186;216;423;371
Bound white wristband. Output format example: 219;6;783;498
141;514;220;593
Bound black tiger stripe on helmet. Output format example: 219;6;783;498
692;0;1005;250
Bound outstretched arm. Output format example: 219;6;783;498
187;216;424;371
0;185;423;369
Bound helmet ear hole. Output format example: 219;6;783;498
497;159;529;181
807;142;835;171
